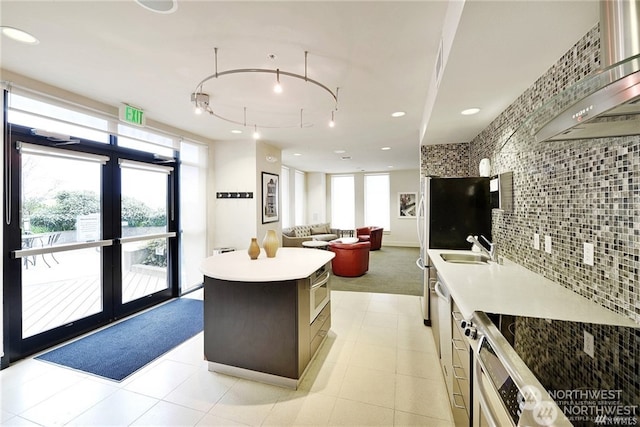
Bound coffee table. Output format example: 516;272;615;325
302;240;330;249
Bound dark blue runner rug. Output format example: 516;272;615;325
36;298;203;381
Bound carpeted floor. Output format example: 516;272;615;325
330;246;423;296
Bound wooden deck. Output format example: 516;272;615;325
22;257;167;338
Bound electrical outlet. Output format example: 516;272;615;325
584;330;594;358
544;235;552;254
533;234;540;250
584;242;594;266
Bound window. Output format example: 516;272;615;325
117;124;176;157
179;141;208;293
8;93;110;143
364;174;390;230
331;175;355;230
294;170;305;226
281;166;290;228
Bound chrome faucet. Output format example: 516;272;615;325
466;235;498;262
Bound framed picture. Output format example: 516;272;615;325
398;192;417;218
261;172;279;223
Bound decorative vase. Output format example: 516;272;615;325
247;238;260;260
262;229;279;258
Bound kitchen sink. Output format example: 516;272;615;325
440;253;490;265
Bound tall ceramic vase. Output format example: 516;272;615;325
247;238;260;260
262;229;279;258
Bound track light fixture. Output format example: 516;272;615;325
191;48;339;135
274;69;283;94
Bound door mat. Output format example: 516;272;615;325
36;298;203;381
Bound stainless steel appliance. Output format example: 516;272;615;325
532;0;640;142
468;312;570;426
416;176;492;325
466;311;639;426
309;262;331;324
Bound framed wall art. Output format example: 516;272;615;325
398;192;417;218
261;172;279;223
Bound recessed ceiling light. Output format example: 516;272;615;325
391;111;406;118
387;165;394;168
461;108;481;116
293;153;302;156
135;0;178;13
231;130;242;134
381;147;391;151
334;149;346;154
1;27;39;44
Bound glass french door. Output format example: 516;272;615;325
17;142;110;339
119;160;174;304
7;131;177;361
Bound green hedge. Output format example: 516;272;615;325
27;191;166;232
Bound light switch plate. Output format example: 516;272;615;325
583;242;594;266
544;235;552;254
533;234;540;250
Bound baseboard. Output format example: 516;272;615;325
380;242;419;248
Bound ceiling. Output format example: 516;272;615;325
0;1;599;174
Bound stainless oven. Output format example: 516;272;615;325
309;262;331;324
470;312;572;427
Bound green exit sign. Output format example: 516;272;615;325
119;104;145;126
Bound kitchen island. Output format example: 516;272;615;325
200;247;334;389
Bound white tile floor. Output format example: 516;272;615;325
0;290;454;426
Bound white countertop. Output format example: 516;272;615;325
200;247;335;282
428;249;637;327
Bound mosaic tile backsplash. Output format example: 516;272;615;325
441;24;639;325
514;316;639;425
420;142;470;177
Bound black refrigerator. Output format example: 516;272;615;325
416;176;492;325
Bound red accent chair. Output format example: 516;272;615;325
356;226;383;250
329;241;371;277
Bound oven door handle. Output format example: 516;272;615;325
475;356;501;427
311;272;331;289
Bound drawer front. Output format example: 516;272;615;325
310;314;331;356
451;371;470;423
311;302;331;337
452;341;471;411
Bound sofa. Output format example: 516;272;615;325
282;223;340;247
329;241;370;277
356;226;383;250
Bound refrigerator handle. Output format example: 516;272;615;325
416;195;425;249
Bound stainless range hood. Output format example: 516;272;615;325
534;0;640;142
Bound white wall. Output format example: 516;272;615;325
255;141;282;242
208;139;282;253
209;139;258;252
388;169;421;247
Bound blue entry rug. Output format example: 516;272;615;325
36;298;203;381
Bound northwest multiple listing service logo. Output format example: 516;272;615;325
518;385;558;426
518;385;638;426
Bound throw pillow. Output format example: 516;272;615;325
311;226;325;235
282;229;295;237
